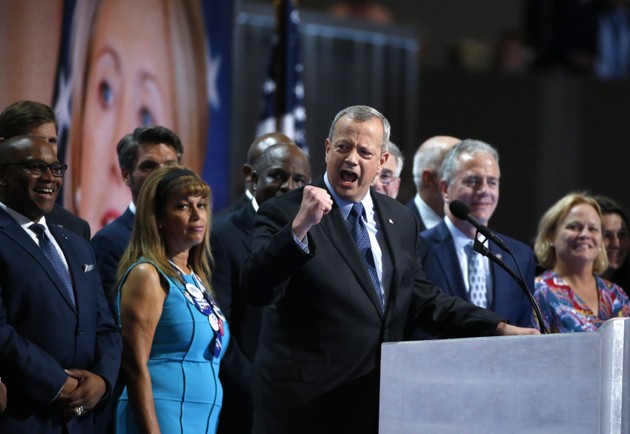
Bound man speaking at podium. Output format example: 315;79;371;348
241;106;538;434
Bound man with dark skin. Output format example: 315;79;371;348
0;136;121;433
218;132;298;216
213;140;310;434
0;100;91;239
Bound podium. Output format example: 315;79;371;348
379;318;630;433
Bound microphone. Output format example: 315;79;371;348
452;200;548;334
448;200;511;254
472;237;548;334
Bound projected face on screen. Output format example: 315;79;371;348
65;0;209;232
78;0;175;229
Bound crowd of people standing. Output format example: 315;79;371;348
0;100;627;434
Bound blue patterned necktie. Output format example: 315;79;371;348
467;242;487;308
29;223;76;306
347;202;384;311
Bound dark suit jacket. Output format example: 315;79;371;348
0;209;122;434
240;177;503;434
419;220;535;328
214;192;251;219
404;198;427;232
48;204;91;240
212;203;258;434
90;207;134;302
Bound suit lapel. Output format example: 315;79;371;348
433;223;469;301
0;210;77;311
237;203;256;254
488;241;512;309
372;193;401;314
121;207;135;230
315;179;385;317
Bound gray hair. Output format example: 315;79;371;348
328;105;391;151
384;141;404;177
440;139;499;185
411;136;460;186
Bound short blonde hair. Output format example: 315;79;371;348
534;192;608;275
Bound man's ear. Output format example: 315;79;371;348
242;164;254;182
422;169;435;186
122;170;131;186
439;179;449;199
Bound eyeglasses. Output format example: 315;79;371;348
379;171;399;186
0;161;68;177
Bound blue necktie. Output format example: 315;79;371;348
467;242;487;308
30;223;76;306
347;202;384;311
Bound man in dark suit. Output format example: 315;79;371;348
0;135;122;433
0;100;91;239
405;135;459;231
240;106;538;434
216;132;298;217
419;139;535;328
90;126;183;300
213;140;310;434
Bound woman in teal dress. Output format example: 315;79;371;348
114;165;229;433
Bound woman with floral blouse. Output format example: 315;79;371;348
533;192;630;332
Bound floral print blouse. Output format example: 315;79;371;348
533;270;630;333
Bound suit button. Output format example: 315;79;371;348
77;329;84;336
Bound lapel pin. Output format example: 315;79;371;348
388;219;394;224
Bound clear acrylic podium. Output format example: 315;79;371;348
379;318;630;433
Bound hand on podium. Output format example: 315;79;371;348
495;322;540;336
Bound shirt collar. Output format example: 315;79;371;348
0;201;49;232
445;215;474;252
415;194;442;229
323;171;374;220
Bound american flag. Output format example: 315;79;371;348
256;0;307;153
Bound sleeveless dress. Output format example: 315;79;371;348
115;259;229;434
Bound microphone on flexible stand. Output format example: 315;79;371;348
449;200;512;253
449;200;548;334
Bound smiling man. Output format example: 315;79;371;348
0;135;121;433
0;100;91;240
240;107;538;434
418;139;536;329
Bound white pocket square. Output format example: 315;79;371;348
83;264;94;272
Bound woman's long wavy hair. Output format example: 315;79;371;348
115;165;213;299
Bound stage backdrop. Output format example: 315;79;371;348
0;0;233;232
